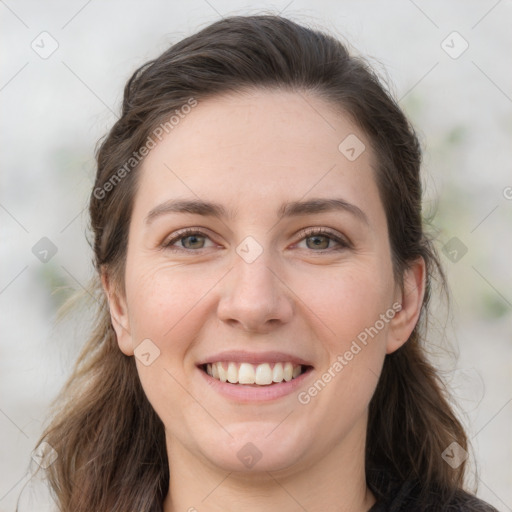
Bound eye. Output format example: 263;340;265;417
162;227;350;253
162;228;216;251
294;228;350;252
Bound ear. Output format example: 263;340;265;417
386;257;426;354
101;270;134;356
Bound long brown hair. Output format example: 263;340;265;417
30;14;470;511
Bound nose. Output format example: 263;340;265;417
216;249;294;334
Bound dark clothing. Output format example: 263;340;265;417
367;471;500;512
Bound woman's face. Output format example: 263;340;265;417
108;89;421;476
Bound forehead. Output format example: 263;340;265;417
133;89;383;226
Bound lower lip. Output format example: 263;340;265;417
197;366;314;402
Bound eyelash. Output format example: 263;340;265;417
161;227;350;253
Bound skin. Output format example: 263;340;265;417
104;89;425;512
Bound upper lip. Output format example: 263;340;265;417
196;350;314;367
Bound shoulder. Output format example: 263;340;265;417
368;477;500;512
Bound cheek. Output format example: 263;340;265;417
295;268;393;441
125;260;213;343
123;262;216;436
296;260;393;396
296;259;395;345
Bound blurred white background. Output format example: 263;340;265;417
1;1;511;510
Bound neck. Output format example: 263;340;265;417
163;418;375;512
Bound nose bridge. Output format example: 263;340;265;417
235;249;276;301
217;238;293;331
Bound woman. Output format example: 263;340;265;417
28;14;499;512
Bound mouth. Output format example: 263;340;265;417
198;361;314;387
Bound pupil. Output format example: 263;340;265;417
185;235;203;248
309;236;328;249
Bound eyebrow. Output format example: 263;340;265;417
145;197;369;226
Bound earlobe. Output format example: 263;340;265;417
100;271;134;356
386;257;426;354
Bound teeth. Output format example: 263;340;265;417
227;362;238;383
255;363;272;385
283;362;293;382
272;362;284;382
217;363;227;382
204;361;305;385
238;363;255;384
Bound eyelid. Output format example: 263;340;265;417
161;226;351;252
293;227;351;250
161;227;218;250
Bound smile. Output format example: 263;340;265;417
197;362;314;402
201;361;310;386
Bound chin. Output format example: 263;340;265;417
197;423;309;474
